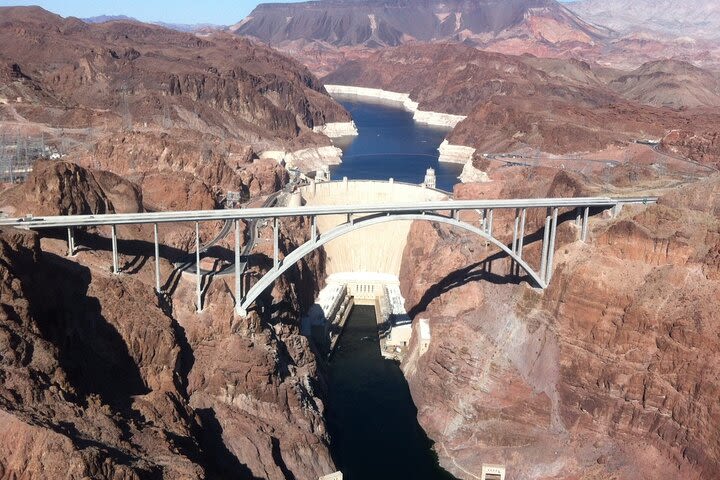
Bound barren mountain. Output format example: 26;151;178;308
233;0;612;75
234;0;605;47
231;0;720;75
567;0;720;40
606;59;720;109
0;6;348;208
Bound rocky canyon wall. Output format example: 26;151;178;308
398;173;720;479
0;161;335;480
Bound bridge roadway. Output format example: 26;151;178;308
0;195;657;315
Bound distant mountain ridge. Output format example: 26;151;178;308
82;14;225;32
233;0;608;48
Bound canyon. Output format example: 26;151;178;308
1;1;720;479
0;6;346;480
399;170;720;479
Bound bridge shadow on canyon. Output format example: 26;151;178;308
406;207;582;318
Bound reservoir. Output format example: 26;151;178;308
331;98;463;192
326;306;455;480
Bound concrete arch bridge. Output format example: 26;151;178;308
0;196;656;316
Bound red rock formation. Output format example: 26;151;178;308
0;6;349;205
0;161;333;479
0;160;142;216
399;174;720;478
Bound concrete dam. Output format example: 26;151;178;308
299;179;448;356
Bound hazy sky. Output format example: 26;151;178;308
0;0;575;26
0;0;299;25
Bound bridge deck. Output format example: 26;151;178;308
0;195;658;315
0;196;655;229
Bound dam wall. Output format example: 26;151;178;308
299;180;449;276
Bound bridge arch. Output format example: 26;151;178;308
238;212;544;314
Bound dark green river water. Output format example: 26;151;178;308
326;306;455;480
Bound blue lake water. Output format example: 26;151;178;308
330;98;463;193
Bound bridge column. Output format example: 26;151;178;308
575;207;582;227
539;208;551;283
311;215;317;242
487;209;494;238
235;219;242;312
546;208;558;284
581;206;590;242
154;223;161;294
196;222;202;313
517;208;526;260
273;217;279;269
511;209;520;254
67;227;75;256
111;225;119;274
481;208;487;231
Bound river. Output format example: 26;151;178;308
326;306;455;480
330;98;463;192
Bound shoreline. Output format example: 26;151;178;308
438;139;477;165
260;145;344;173
325;85;477;165
324;84;467;128
313;121;359;138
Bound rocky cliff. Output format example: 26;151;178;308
0;6;350;207
398;173;720;479
234;0;605;48
231;0;719;75
0;161;333;478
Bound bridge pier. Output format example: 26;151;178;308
311;215;318;242
539;208;551;283
546;207;558;283
581;206;590;242
196;222;202;312
66;227;75;256
518;208;526;260
111;225;119;274
511;209;520;254
154;223;161;293
511;209;520;276
273;217;279;268
235;219;242;310
516;208;527;277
